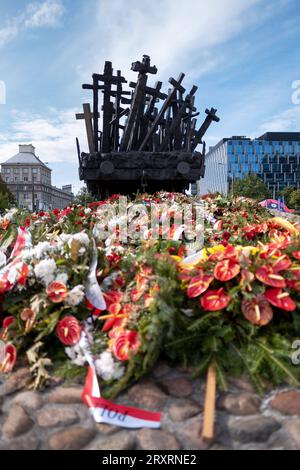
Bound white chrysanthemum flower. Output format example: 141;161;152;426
32;241;53;260
65;285;85;307
72;232;90;246
94;351;125;381
34;258;57;286
65;344;86;366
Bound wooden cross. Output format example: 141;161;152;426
138;73;186;151
82;62;126;153
120;55;158;152
191;107;220;151
159;85;198;151
76;103;97;153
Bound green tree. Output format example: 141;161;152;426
73;186;96;205
231;174;270;201
289;190;300;210
280;185;295;206
0;175;15;212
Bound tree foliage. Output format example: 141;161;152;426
231;174;270;201
0;175;15;212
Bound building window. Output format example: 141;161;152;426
23;176;28;182
5;168;10;173
32;168;37;174
14;176;18;182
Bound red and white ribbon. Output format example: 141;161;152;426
10;227;32;259
82;366;161;429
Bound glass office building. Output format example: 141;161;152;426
199;132;300;196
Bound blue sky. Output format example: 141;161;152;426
0;0;299;193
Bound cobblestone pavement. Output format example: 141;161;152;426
1;363;300;450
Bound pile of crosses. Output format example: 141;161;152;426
76;55;219;197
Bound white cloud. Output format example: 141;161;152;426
24;1;64;29
75;0;264;83
0;1;64;48
0;107;86;165
260;106;300;133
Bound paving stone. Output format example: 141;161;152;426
152;362;172;379
137;428;181;450
218;392;261;415
267;428;298;450
37;406;79;427
2;404;34;439
0;432;39;450
283;419;300;448
229;416;281;443
179;416;210;450
228;377;255;393
270;391;300;415
88;432;136;450
160;377;193;398
96;423;121;435
48;427;96;450
128;382;168;410
4;368;31;395
168;399;202;421
10;391;43;411
48;386;82;404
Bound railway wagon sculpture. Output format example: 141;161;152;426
76;55;219;198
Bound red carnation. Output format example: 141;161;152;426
56;316;81;345
265;288;296;312
200;288;231;311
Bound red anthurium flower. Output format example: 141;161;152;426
286;279;300;292
46;281;68;303
56;316;81;345
256;265;286;288
265;288;296;312
292;251;300;260
20;308;36;333
0;343;17;373
288;267;300;279
110;330;140;361
187;271;214;298
200;288;231;311
214;259;240;282
272;255;292;272
240;269;255;291
241;294;273;326
0;316;15;340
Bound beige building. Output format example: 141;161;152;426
1;144;74;211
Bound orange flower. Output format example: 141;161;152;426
0;316;15;340
241;294;273;326
46;281;68;303
109;330;140;362
256;265;286;288
187;271;214;298
214;259;240;282
200;288;231;311
265;288;296;312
